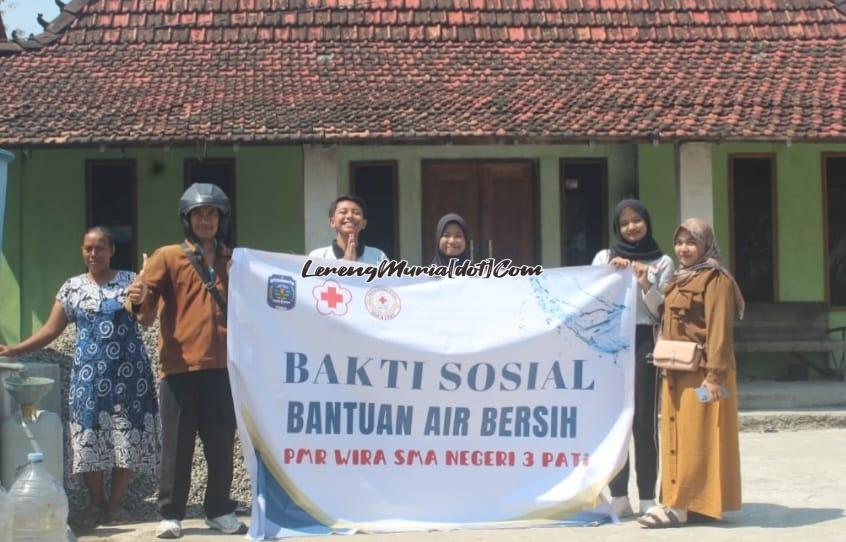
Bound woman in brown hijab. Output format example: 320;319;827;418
639;218;744;528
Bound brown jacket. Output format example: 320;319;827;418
662;268;737;375
659;268;741;518
127;240;230;378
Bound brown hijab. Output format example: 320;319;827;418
670;218;746;319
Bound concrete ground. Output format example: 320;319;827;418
74;427;846;542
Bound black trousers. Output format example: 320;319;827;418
609;324;659;500
158;369;238;520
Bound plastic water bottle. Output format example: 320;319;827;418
8;452;68;542
0;482;12;542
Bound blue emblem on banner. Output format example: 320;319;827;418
267;274;296;310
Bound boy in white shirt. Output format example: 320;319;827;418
309;195;388;265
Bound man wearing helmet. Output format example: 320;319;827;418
126;183;246;538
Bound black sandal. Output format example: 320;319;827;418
637;506;684;529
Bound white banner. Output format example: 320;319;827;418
228;249;636;539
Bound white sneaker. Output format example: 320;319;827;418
610;495;635;519
156;519;182;539
205;512;248;534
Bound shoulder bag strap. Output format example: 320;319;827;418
180;242;227;316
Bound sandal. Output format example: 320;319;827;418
637;506;686;529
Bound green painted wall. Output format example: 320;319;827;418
0;145;303;343
711;143;846;303
1;151;23;344
17;148;84;342
777;146;831;302
710;143;846;379
334;144;637;266
637;143;678;255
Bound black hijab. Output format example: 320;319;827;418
432;213;470;266
610;199;663;261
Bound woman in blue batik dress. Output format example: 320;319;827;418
0;226;158;527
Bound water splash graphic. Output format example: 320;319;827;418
529;276;629;359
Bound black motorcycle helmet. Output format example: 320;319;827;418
178;183;231;241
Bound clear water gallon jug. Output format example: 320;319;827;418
8;452;68;542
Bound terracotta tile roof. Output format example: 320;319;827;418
12;0;846;46
1;1;846;145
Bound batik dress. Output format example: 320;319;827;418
58;271;158;474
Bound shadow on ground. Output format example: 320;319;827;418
721;502;844;528
181;527;219;536
70;526;134;539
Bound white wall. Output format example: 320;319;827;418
679;142;713;223
303;146;339;252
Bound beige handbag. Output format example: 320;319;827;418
651;339;703;371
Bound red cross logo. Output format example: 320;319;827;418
322;287;344;308
364;287;402;320
313;280;351;316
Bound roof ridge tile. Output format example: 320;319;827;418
4;0;846;54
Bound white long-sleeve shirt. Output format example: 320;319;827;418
308;244;388;265
591;249;675;325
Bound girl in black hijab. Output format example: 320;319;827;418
608;199;663;261
432;213;470;266
592;199;675;519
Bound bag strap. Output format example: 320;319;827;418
180;242;227;316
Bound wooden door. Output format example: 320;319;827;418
480;162;537;265
422;160;538;265
421;162;481;264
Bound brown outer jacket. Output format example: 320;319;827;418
125;240;230;378
659;268;742;518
